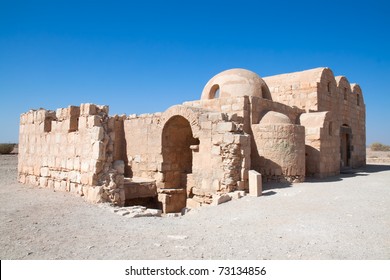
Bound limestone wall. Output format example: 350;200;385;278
263;68;324;112
317;76;366;168
251;118;305;182
18;104;125;206
123;105;251;209
300;112;339;177
264;67;366;172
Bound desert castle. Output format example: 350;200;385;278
18;67;366;213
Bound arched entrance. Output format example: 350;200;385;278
162;115;199;188
340;124;352;169
161;115;199;212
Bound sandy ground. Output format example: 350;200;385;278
0;154;389;260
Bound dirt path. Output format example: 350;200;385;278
1;154;389;260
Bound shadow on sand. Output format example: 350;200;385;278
262;164;390;191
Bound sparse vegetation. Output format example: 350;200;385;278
370;142;390;152
0;144;15;154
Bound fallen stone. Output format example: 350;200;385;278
212;193;232;205
146;209;162;217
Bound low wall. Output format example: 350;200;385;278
18;104;125;206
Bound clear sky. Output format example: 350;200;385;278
1;0;389;144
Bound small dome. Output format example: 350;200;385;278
261;111;291;124
201;68;271;100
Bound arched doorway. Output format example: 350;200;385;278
161;116;199;211
340;124;352;169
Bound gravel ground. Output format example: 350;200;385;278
0;154;389;260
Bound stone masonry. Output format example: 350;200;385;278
18;67;366;213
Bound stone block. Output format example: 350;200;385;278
216;122;235;133
186;198;201;208
92;141;105;160
211;145;221;155
212;193;232;205
228;190;244;200
68;106;80;117
80;160;90;173
208;112;224;122
248;170;262;197
74;157;80;170
88;115;101;128
146;209;162;217
80;103;97;116
212;133;223;145
80;173;90;185
84;186;104;203
54;180;61;191
91;126;104;141
223;133;235;143
201;121;212;130
40;167;50;177
66;158;74;170
39;177;48;188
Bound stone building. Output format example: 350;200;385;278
18;67;366;213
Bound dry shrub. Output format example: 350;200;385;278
370;142;390;152
0;144;15;154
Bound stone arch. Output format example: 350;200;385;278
319;68;337;95
351;83;364;106
161;105;203;138
335;76;351;100
161;115;199;188
260;82;272;100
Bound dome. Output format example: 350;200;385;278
260;111;291;124
201;68;271;100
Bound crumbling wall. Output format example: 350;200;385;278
18;104;125;206
123;104;250;211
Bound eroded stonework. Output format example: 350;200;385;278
18;67;366;213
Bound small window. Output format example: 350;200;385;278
357;94;360;106
327;82;331;94
329;121;333;136
344;88;347;100
209;84;220;99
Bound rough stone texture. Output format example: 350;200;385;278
18;104;125;206
248;170;262;196
264;67;366;176
18;67;366;212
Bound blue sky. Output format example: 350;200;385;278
1;0;389;144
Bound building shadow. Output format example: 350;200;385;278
262;181;292;191
305;164;390;183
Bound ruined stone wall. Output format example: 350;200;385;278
123;105;251;209
18;104;125;206
183;96;250;131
